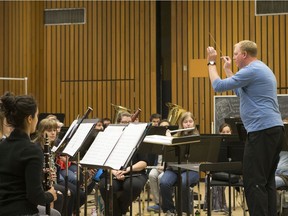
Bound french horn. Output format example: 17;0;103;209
166;102;186;125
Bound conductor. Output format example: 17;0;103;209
206;40;285;216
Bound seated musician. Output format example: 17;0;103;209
0;92;58;216
160;112;199;215
33;118;87;216
99;112;148;216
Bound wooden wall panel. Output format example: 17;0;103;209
0;2;44;102
0;1;287;133
170;0;288;133
44;1;157;125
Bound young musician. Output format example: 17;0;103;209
34;117;88;216
99;112;148;215
160;112;199;215
0;92;58;215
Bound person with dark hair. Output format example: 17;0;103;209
0;113;13;141
207;40;285;216
0;92;58;215
150;113;162;126
103;117;111;129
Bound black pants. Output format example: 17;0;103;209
243;126;285;216
99;174;147;216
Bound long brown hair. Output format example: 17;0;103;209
33;118;58;149
177;111;199;136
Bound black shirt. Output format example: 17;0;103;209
0;129;53;215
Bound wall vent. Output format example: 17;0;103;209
44;8;86;25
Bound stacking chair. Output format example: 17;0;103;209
200;162;247;216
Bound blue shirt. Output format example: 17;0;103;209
212;60;283;132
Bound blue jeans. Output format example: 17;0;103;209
59;164;79;185
160;169;199;213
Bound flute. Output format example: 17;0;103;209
169;127;195;133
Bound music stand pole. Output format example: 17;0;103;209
104;169;113;216
64;155;69;216
176;146;182;215
129;162;133;216
76;152;81;216
83;167;88;216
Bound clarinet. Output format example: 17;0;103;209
43;134;51;215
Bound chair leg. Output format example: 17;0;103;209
242;188;247;216
280;190;284;216
233;187;236;210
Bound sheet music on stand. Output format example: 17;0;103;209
51;120;78;154
80;123;149;170
62;122;96;157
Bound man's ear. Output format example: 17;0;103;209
242;51;248;58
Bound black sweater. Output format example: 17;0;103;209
0;129;53;216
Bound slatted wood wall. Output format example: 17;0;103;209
44;1;157;124
0;2;44;102
0;1;287;133
170;1;288;133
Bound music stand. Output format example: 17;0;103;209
235;122;247;144
202;134;245;216
224;117;242;135
164;135;222;164
80;123;151;216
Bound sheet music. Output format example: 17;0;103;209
80;125;125;166
105;123;148;169
51;120;77;153
62;122;95;156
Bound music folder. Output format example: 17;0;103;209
80;123;149;170
143;134;200;145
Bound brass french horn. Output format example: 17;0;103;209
166;102;186;125
111;104;131;123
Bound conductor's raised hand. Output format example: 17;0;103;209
221;56;231;70
206;46;217;62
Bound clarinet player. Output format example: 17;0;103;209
0;92;58;216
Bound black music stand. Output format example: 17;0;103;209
202;134;245;216
143;134;222;215
80;123;151;216
224;117;242;135
165;135;222;215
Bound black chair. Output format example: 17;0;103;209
200;162;247;216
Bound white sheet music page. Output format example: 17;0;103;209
105;123;148;170
80;125;125;167
51;120;77;153
62;122;95;156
